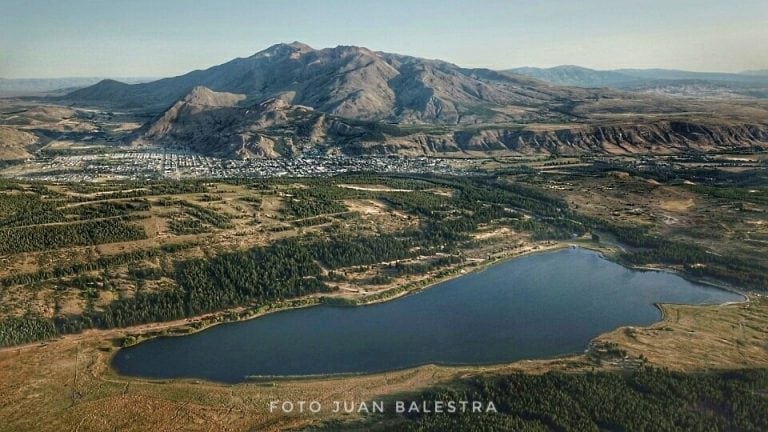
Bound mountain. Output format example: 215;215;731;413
0;77;155;96
62;43;768;158
615;68;768;83
133;86;414;158
742;70;768;77
507;66;768;98
65;42;600;124
132;86;313;158
508;66;768;87
135;86;768;158
505;66;635;88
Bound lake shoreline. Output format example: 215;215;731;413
111;243;746;382
107;241;575;353
0;241;750;360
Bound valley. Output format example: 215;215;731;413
1;40;768;432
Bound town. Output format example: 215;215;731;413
4;150;465;182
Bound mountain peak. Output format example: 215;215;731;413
286;41;313;50
550;65;595;71
327;44;378;58
253;41;314;58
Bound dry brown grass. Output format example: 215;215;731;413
659;198;695;213
597;296;768;370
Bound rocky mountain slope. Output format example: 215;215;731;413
134;87;768;158
132;86;409;158
65;42;605;124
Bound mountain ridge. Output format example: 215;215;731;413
0;77;155;96
63;42;597;124
507;65;768;98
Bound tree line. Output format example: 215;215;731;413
0;218;146;254
329;368;768;431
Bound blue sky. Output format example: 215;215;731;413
1;0;767;78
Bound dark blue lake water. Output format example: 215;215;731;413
112;248;743;383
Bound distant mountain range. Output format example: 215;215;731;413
42;43;768;157
741;70;768;77
0;77;155;96
506;66;768;98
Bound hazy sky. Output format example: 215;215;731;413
2;0;767;78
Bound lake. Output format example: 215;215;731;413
112;248;743;383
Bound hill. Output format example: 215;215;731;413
0;77;155;96
0;127;39;160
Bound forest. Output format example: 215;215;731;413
593;219;768;290
283;188;348;218
0;313;57;347
1;170;765;347
323;368;768;431
0;218;146;254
